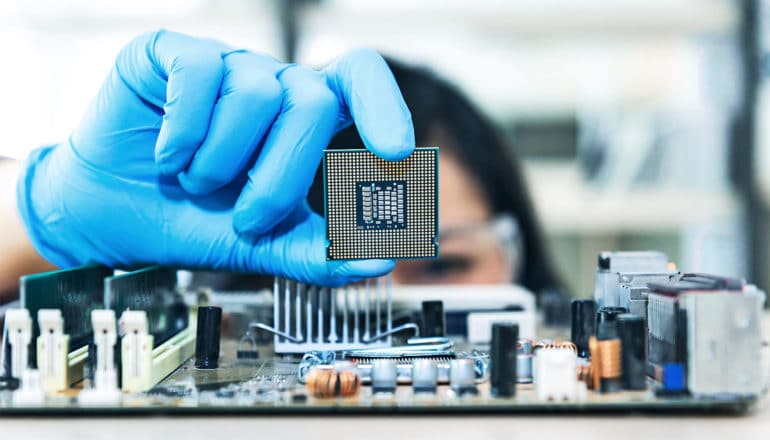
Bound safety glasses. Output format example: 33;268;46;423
391;213;522;285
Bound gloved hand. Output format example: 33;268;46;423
16;30;415;286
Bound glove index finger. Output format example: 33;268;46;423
116;30;230;175
324;48;415;162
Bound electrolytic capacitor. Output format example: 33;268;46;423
421;300;446;337
411;358;438;394
0;334;20;391
571;299;597;358
449;358;477;395
371;359;398;393
490;322;517;398
195;306;222;369
516;339;533;383
616;314;647;390
596;306;627;340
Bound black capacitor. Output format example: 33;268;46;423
0;335;19;391
195;306;222;369
617;314;647;390
421;300;446;337
570;299;597;358
490;322;518;398
596;306;627;340
2;332;13;374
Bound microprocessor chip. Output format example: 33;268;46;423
324;148;438;260
356;180;407;230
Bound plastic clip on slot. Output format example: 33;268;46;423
36;309;69;392
6;309;32;381
120;311;153;392
122;308;196;391
78;310;121;406
7;309;45;405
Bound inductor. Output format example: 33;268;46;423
576;363;592;383
587;336;622;390
588;336;600;390
305;365;361;398
596;339;621;380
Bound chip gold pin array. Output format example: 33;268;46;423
323;147;439;260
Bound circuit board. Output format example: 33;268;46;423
1;254;767;416
0;338;759;415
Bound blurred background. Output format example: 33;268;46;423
2;0;770;298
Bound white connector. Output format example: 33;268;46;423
119;310;153;393
13;368;45;406
6;309;32;379
535;348;579;402
37;309;69;392
6;309;45;405
78;309;121;406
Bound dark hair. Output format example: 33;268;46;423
307;58;565;296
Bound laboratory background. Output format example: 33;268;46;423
3;1;770;438
2;0;769;298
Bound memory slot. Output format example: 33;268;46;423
104;266;188;346
20;265;112;369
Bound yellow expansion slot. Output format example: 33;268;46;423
36;309;89;393
66;346;89;387
120;311;196;393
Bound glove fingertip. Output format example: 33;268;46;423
155;131;195;176
367;140;415;162
155;152;187;176
333;259;396;280
233;211;269;237
177;172;221;196
232;205;281;237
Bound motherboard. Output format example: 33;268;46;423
0;251;766;415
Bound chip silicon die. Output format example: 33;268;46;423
324;148;439;260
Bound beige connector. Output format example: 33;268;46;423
36;309;69;392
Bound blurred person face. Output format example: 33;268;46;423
391;139;516;285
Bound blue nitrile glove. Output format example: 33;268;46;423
16;30;415;286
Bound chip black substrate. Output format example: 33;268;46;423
324;148;438;260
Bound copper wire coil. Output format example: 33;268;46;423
588;336;600;389
533;341;578;352
596;339;621;379
305;366;361;398
587;336;622;389
576;363;592;383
